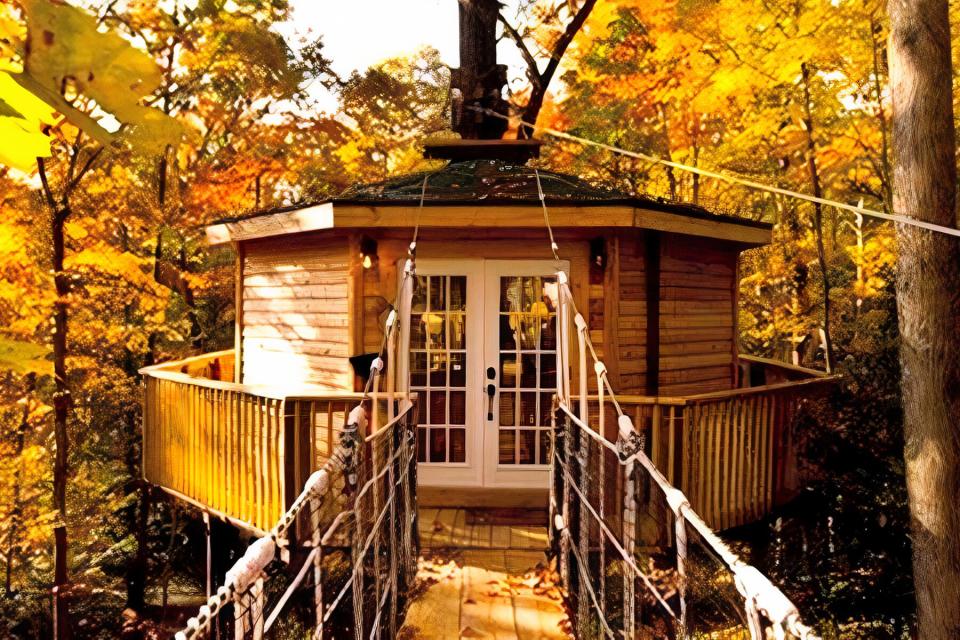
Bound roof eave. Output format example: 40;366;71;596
206;200;771;247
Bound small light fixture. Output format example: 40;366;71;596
360;236;378;269
589;237;607;270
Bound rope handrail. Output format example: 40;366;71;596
173;437;352;640
467;104;960;240
552;275;818;640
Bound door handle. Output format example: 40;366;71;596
485;367;496;421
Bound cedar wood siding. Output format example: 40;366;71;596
234;228;739;396
240;235;354;389
658;234;738;395
613;231;738;396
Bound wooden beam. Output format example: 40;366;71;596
603;236;621;392
645;231;661;396
206;203;335;245
634;207;770;245
234;241;245;384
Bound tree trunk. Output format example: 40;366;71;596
51;202;72;640
888;1;960;638
800;62;834;372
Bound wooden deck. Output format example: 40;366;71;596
417;508;549;550
401;508;571;640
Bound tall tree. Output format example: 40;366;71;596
888;0;960;637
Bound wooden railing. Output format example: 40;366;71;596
141;350;370;533
615;375;836;530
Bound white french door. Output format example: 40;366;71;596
481;261;565;488
405;259;567;489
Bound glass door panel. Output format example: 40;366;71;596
411;275;468;464
406;260;484;489
483;260;567;489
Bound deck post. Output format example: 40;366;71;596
343;407;365;640
311;493;324;638
617;414;643;640
387;413;399;639
575;314;590;627
234;577;265;640
622;458;637;639
559;410;572;588
675;511;688;634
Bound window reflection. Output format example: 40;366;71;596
497;275;559;466
413;275;468;466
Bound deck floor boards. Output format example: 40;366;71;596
400;508;571;640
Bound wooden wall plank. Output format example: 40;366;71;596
241;235;353;390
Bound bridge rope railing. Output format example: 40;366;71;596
172;399;418;640
549;271;819;640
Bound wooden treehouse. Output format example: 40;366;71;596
146;5;835;637
142;134;832;534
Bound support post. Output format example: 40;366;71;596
311;494;324;639
234;579;265;640
675;511;688;634
574;314;590;627
622;459;637;639
596;365;607;617
387;417;399;639
617;414;643;640
343;408;365;640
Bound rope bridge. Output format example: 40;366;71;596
549;270;817;640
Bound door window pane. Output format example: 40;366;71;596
496;274;559;467
520;392;538;427
449;391;466;425
450;429;466;463
450;276;466;311
499;430;516;464
539;431;551;465
500;354;517;388
429;429;446;463
430;392;446;425
519;430;536;465
499;315;517;350
414;275;470;465
499;392;516;427
449;352;466;387
429;352;447;386
449;314;466;349
520;354;537;388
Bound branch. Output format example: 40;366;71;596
539;0;597;92
66;146;104;195
498;13;542;89
36;157;57;211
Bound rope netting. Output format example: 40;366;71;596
172;402;418;640
173;196;427;639
549;272;818;640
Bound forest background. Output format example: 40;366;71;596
0;0;941;637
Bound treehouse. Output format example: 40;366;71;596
140;137;832;535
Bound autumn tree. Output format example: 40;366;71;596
887;0;960;637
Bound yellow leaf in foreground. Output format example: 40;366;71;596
0;70;57;172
